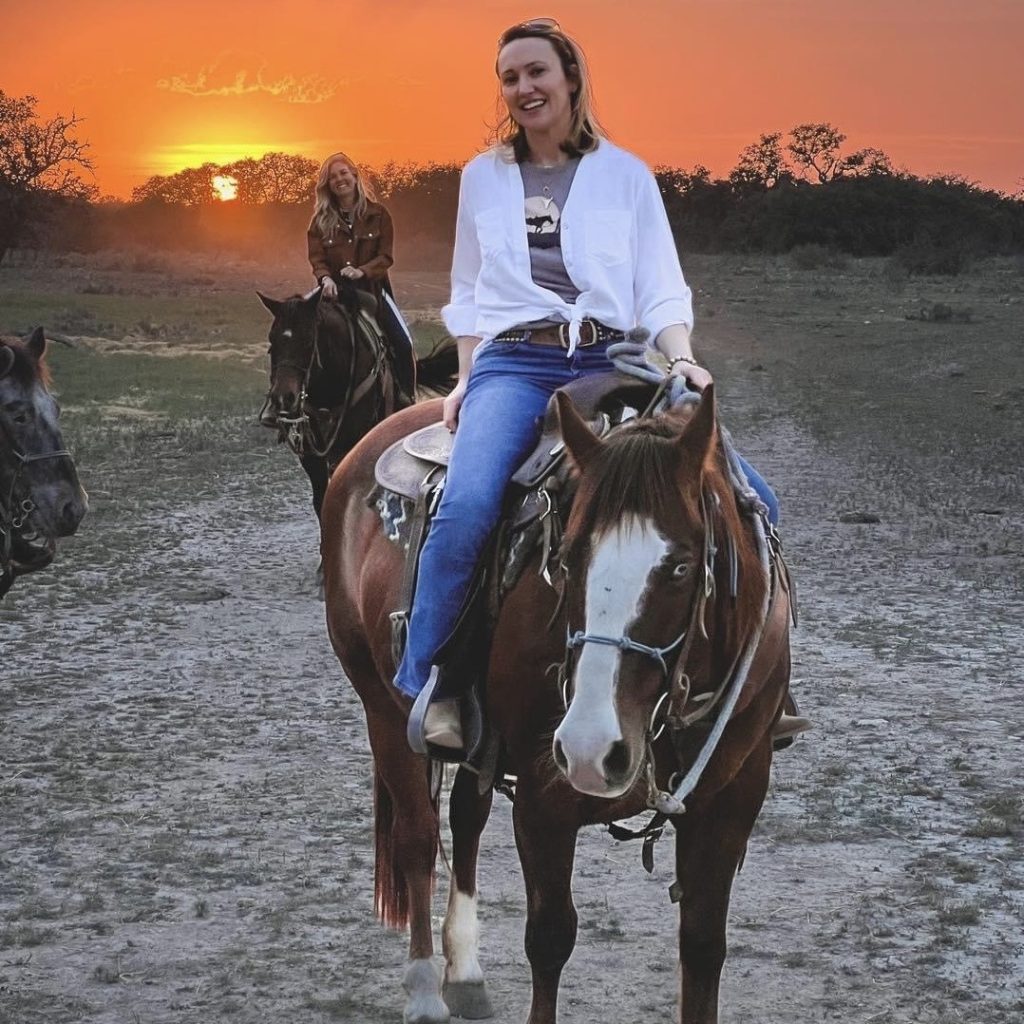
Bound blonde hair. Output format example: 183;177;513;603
491;24;606;162
312;152;378;238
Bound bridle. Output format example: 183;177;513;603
561;488;723;730
272;300;390;460
0;434;73;582
558;448;779;832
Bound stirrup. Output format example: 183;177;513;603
407;668;466;761
772;713;812;751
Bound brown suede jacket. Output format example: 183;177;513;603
307;201;394;289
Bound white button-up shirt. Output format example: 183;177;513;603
442;140;693;353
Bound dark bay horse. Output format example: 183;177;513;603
321;384;792;1024
1;328;87;598
259;284;456;535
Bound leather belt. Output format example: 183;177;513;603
494;319;625;349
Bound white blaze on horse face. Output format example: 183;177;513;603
442;889;484;985
555;519;670;794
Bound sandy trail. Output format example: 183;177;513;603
2;258;1022;1023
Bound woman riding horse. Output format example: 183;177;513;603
394;19;798;750
320;21;807;1021
308;152;416;398
259;151;415;428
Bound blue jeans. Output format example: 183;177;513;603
393;341;779;698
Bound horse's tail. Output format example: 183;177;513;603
373;768;409;928
414;338;459;396
372;762;441;929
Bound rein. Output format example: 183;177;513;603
275;303;389;460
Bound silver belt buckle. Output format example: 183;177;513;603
558;323;569;348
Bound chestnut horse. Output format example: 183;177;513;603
1;328;87;598
321;383;792;1024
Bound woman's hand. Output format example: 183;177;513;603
339;266;365;280
442;378;469;432
320;277;338;300
656;324;712;392
667;359;713;392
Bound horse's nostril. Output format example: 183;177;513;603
553;738;568;772
603;741;630;781
58;499;83;535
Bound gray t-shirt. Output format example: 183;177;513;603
519;158;581;319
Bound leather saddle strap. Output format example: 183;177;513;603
390;468;442;667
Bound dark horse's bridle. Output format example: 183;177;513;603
0;431;73;587
274;298;391;460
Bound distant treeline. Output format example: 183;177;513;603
35;170;1021;272
660;170;1024;270
7;121;1024;271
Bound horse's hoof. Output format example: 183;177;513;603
404;995;451;1024
403;959;451;1024
404;1000;450;1024
442;979;494;1019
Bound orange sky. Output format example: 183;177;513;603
4;0;1022;197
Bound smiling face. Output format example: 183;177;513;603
327;160;357;206
498;36;577;145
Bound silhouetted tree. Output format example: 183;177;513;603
222;152;318;204
838;147;895;178
0;90;95;262
787;122;847;183
655;164;712;197
729;132;788;190
131;164;221;205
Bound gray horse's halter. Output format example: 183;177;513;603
0;442;73;579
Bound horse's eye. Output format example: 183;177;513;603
672;563;688;578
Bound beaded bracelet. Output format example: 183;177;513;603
666;354;700;373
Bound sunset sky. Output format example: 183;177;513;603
4;0;1022;198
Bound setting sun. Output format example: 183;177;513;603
2;1;1022;196
211;175;238;201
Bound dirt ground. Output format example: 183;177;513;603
1;253;1022;1024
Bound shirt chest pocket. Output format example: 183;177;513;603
585;210;631;266
475;208;508;262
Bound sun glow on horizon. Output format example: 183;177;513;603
211;175;238;201
144;141;325;178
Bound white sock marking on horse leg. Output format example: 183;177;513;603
402;958;448;1023
443;889;484;984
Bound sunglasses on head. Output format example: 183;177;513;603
498;17;561;46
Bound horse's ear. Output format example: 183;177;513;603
0;344;14;379
257;292;282;317
24;326;46;361
556;391;603;471
676;383;717;485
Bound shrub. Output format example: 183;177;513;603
789;243;849;271
889;237;971;276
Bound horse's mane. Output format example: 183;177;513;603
0;335;52;389
566;415;767;649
